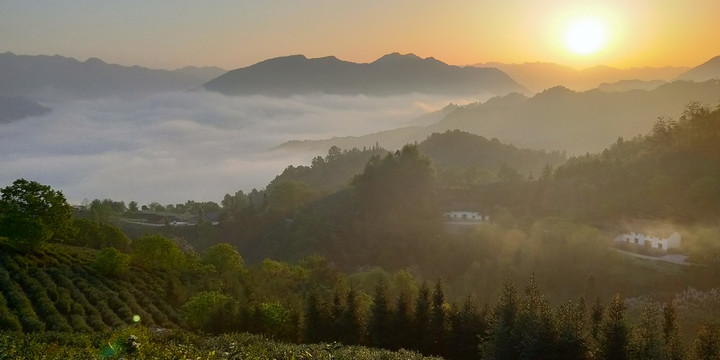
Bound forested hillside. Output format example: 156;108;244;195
269;130;565;195
469;102;720;229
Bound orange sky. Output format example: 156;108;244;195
1;0;718;70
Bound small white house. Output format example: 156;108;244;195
614;231;681;251
444;211;489;222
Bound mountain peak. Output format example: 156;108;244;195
372;53;425;64
84;57;107;65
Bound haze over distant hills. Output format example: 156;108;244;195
204;53;527;97
676;55;720;82
596;79;668;93
476;61;689;93
279;79;720;155
0;52;224;102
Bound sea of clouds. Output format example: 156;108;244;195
0;90;473;205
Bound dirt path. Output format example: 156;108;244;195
614;248;692;266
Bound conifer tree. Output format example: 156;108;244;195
693;322;720;360
414;281;431;353
555;299;589;360
428;278;448;356
303;290;324;343
598;294;630;360
393;289;414;350
481;276;520;359
369;278;394;349
662;301;684;360
590;297;604;342
337;287;364;345
517;274;557;360
630;299;663;360
449;295;486;360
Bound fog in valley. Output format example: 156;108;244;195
0;91;476;204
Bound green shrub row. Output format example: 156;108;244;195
0;264;44;332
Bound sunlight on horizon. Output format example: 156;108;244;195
565;18;606;55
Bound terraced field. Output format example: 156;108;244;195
0;244;184;332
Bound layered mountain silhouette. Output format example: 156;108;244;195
204;53;527;96
476;61;688;93
597;79;667;92
0;52;224;102
279;79;720;155
677;55;720;81
0;96;50;123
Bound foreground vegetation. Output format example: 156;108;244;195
0;237;719;359
0;327;440;360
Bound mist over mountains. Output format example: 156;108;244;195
2;50;720;203
204;53;527;97
476;61;689;93
280;79;720;155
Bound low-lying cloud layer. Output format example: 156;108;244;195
0;91;466;205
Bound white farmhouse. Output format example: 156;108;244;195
444;210;489;222
614;231;681;251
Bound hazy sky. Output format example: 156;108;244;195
2;1;719;70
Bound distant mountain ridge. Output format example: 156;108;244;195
597;79;667;92
0;52;225;102
279;79;720;155
476;61;688;93
204;53;527;97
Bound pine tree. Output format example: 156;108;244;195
598;294;630;360
481;276;520;359
662;301;684;360
337;287;364;345
517;274;557;360
369;278;394;349
428;278;448;356
693;322;720;360
630;299;663;360
414;281;431;353
555;299;589;360
393;289;414;350
303;290;324;343
590;297;604;342
450;295;487;360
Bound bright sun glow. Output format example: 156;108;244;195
565;18;606;55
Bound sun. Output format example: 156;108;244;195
565;18;606;55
